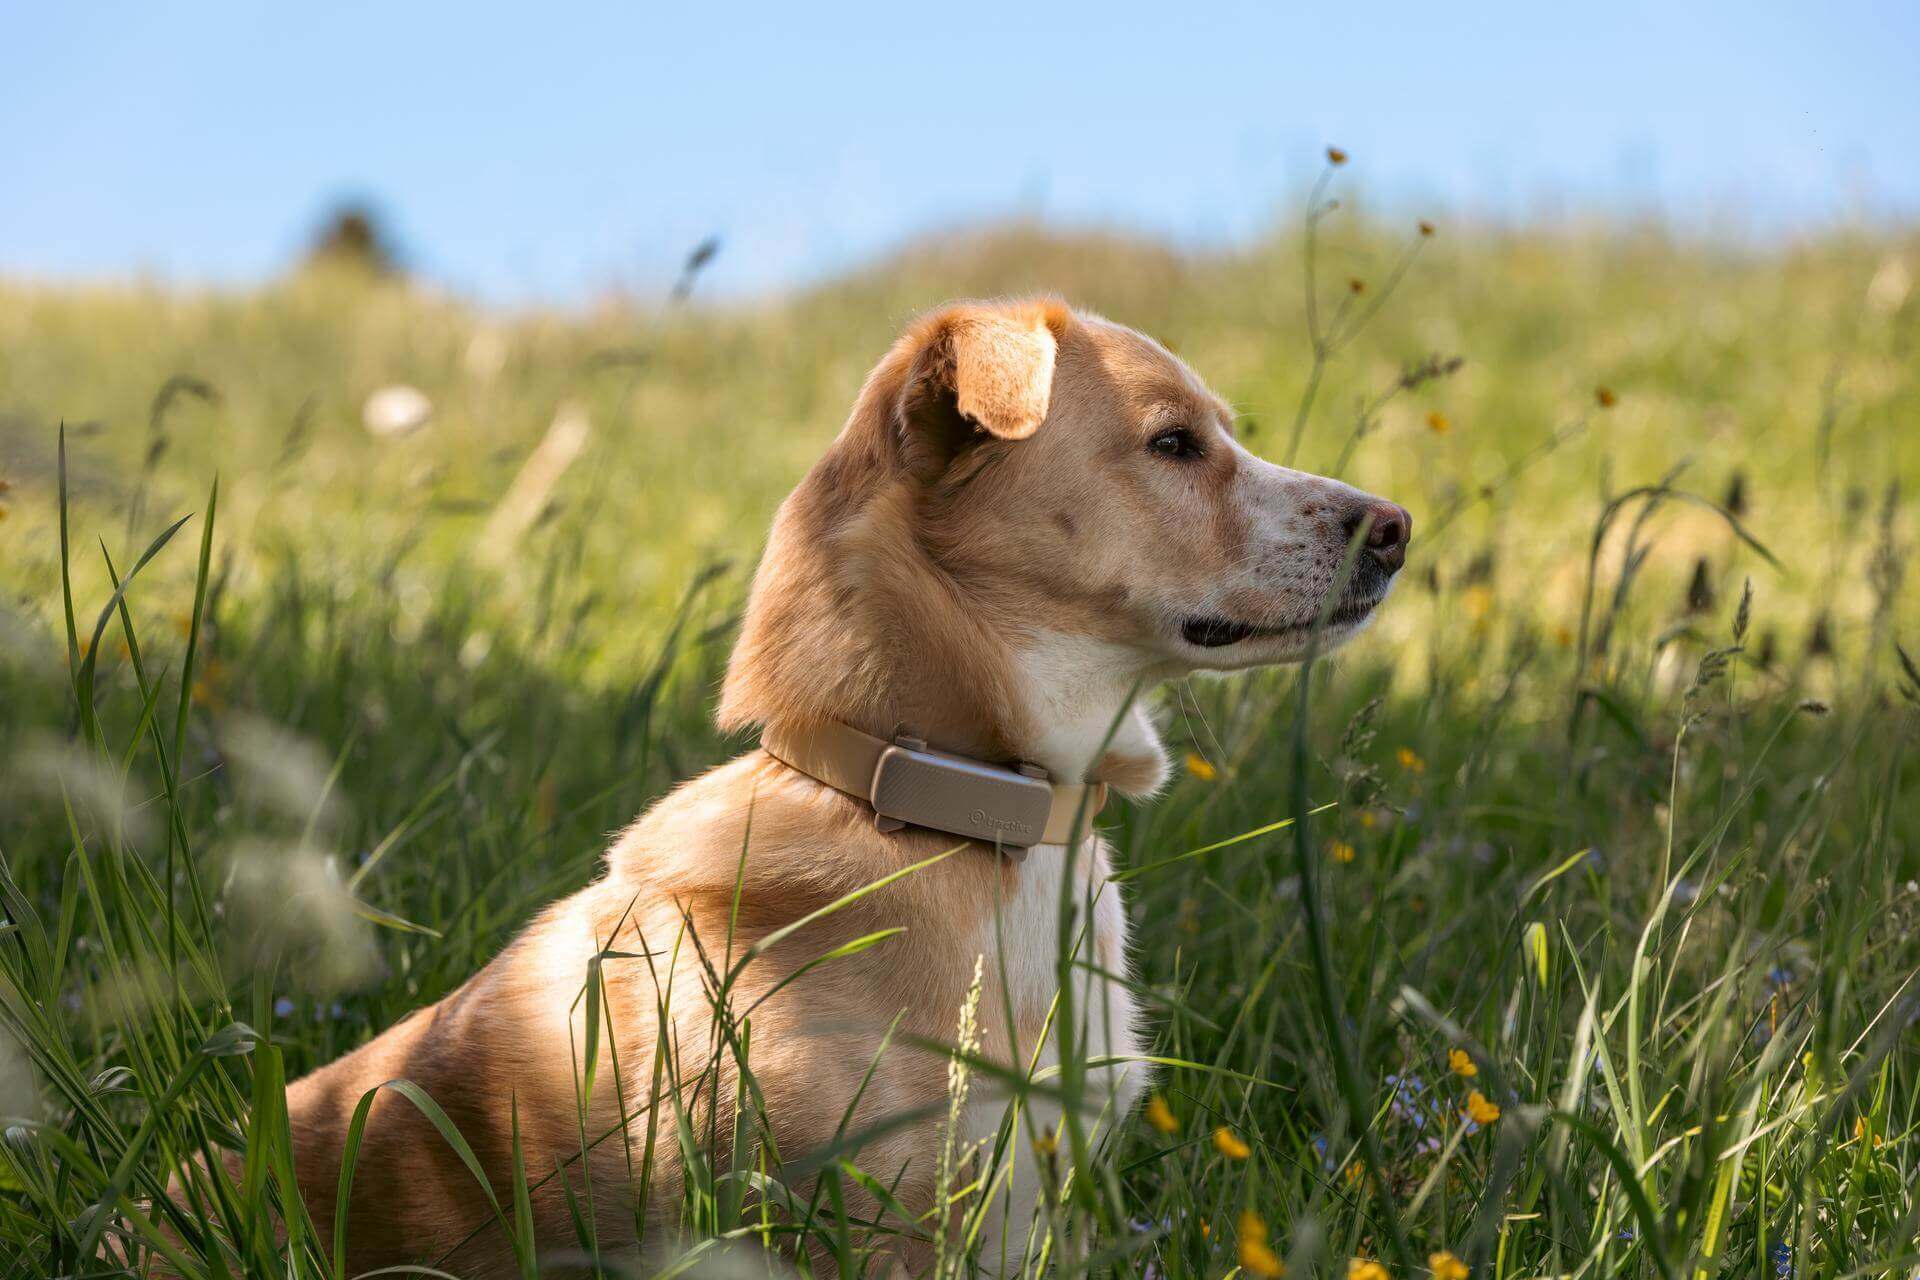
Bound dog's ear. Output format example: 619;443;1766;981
892;300;1065;477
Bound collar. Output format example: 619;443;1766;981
760;721;1108;855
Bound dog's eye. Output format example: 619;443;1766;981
1148;427;1201;459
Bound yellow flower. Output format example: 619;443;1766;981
1425;410;1450;434
1184;752;1217;781
1242;1240;1287;1277
1031;1127;1058;1156
1213;1126;1252;1159
1397;747;1426;774
1358;810;1379;830
1348;277;1367;295
1465;1090;1501;1125
1144;1094;1179;1134
1327;146;1349;165
1350;1259;1390;1280
1853;1116;1883;1148
1329;840;1357;864
1419;219;1436;237
1429;1250;1469;1280
1595;386;1618;409
1238;1211;1286;1277
1448;1049;1477;1078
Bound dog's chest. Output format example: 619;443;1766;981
972;842;1141;1070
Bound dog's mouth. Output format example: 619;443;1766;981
1179;595;1383;649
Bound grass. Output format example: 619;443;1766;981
1;178;1918;1277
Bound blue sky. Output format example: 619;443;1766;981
4;1;1916;302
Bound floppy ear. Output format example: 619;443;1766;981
893;301;1063;477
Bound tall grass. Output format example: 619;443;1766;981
1;179;1917;1276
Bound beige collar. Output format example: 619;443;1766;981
761;721;1108;853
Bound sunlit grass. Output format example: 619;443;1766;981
1;178;1918;1276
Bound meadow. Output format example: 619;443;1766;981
2;180;1918;1278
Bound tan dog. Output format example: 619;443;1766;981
277;298;1410;1276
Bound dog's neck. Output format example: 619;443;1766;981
1005;631;1170;792
805;626;1170;794
719;481;1171;796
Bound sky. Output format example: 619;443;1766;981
4;1;1917;303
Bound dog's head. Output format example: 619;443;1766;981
722;298;1411;786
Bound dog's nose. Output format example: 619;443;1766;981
1342;500;1412;573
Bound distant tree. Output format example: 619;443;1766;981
302;201;404;277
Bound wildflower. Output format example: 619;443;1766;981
1595;387;1618;409
1461;584;1493;622
1329;840;1357;864
1184;752;1217;781
1419;219;1436;237
1238;1211;1286;1277
1426;410;1450;434
1448;1048;1477;1078
1387;1073;1429;1128
1349;277;1367;295
1853;1116;1884;1149
1358;810;1378;830
1769;1242;1791;1278
1350;1259;1390;1280
1397;747;1426;773
1213;1126;1251;1159
1464;1090;1501;1125
1327;146;1348;165
1144;1094;1179;1134
1429;1252;1468;1280
1031;1127;1058;1157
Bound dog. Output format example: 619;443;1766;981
274;298;1410;1276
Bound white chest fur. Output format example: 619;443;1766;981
958;837;1145;1272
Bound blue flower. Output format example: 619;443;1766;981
1386;1072;1431;1129
273;996;295;1018
1770;1242;1791;1278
